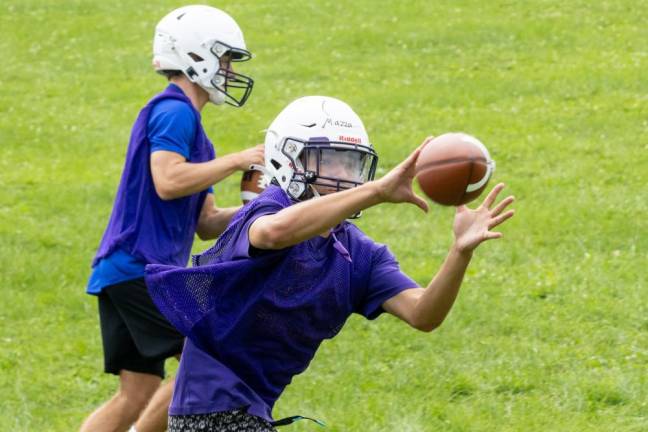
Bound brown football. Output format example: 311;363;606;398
240;169;266;204
415;133;495;206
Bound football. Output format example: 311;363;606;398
415;133;495;206
240;169;266;204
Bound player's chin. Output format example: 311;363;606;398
316;186;338;196
314;179;363;196
317;183;362;195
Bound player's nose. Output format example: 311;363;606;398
327;165;351;178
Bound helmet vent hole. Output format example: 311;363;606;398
186;67;198;79
270;159;281;170
188;52;204;62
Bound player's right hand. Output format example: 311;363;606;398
236;144;264;171
374;138;432;212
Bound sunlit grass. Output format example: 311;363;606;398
0;0;646;430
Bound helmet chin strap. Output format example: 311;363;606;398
206;87;226;105
309;184;321;198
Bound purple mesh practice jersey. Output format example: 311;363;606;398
146;185;418;421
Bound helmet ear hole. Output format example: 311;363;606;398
270;159;281;170
186;67;198;79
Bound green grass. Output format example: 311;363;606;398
1;0;647;430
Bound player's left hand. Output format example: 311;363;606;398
452;183;515;253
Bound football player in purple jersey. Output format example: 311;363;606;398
146;96;515;431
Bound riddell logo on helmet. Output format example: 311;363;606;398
339;135;361;144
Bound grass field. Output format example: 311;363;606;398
1;0;647;430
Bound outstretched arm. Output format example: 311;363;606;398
383;184;515;332
249;139;432;250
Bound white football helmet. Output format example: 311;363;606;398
263;96;378;200
152;5;253;107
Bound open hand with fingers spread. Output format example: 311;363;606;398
452;183;515;253
375;136;435;212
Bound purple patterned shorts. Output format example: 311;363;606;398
168;409;277;432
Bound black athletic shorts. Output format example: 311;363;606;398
98;278;184;378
